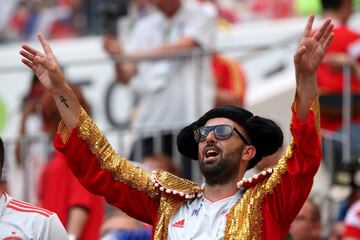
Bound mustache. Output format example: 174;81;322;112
203;143;221;152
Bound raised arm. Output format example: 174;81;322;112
20;33;80;131
294;15;334;120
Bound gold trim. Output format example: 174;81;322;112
224;95;319;239
153;195;184;239
155;170;201;195
57;120;70;143
310;96;320;134
75;108;157;197
224;141;293;240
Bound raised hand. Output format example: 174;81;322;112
20;33;80;130
294;15;334;78
20;33;66;94
293;15;334;120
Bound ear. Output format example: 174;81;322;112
241;145;256;163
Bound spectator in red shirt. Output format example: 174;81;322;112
317;0;360;130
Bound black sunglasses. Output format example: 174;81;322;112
194;124;250;145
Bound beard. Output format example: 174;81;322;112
199;144;243;186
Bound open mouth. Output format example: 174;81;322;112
204;147;221;161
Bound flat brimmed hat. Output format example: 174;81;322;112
177;106;284;169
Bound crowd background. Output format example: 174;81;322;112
1;0;360;239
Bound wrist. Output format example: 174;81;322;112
50;82;70;96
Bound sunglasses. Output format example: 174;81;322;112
194;124;250;145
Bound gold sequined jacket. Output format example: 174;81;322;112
54;98;321;240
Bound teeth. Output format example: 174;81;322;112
205;149;218;157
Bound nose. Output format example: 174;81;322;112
205;130;217;143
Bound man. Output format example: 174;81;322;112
103;0;217;161
289;198;322;240
317;0;360;132
19;15;333;239
0;137;68;239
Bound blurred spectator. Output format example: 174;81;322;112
0;136;69;239
15;74;45;167
317;0;360;164
249;0;294;19
198;0;238;23
103;0;217;163
289;198;322;240
212;54;247;107
142;153;182;176
343;199;360;239
118;0;153;42
38;87;104;240
101;209;151;240
328;161;360;239
0;0;87;42
13;74;46;203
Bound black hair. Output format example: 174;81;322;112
321;0;344;10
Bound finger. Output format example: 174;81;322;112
323;33;334;51
319;23;334;45
37;33;54;56
22;58;34;69
303;15;315;38
313;18;331;41
20;50;35;62
22;44;44;57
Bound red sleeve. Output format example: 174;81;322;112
67;170;97;209
264;106;322;226
53;130;159;225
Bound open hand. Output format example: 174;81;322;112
294;15;334;78
20;33;66;94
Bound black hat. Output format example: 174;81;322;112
177;106;284;170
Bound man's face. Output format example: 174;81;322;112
289;201;320;240
198;118;246;185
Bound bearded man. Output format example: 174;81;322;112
19;15;333;239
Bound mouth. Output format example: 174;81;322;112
203;146;221;163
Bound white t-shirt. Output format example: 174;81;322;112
344;200;360;231
127;1;217;132
168;191;242;240
0;192;68;239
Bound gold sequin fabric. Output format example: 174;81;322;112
152;171;202;239
154;194;185;239
56;95;320;240
61;108;157;197
224;141;293;240
154;170;201;195
57;108;198;239
223;96;320;240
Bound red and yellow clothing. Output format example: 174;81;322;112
39;151;104;240
212;54;247;106
54;98;321;239
317;25;360;130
